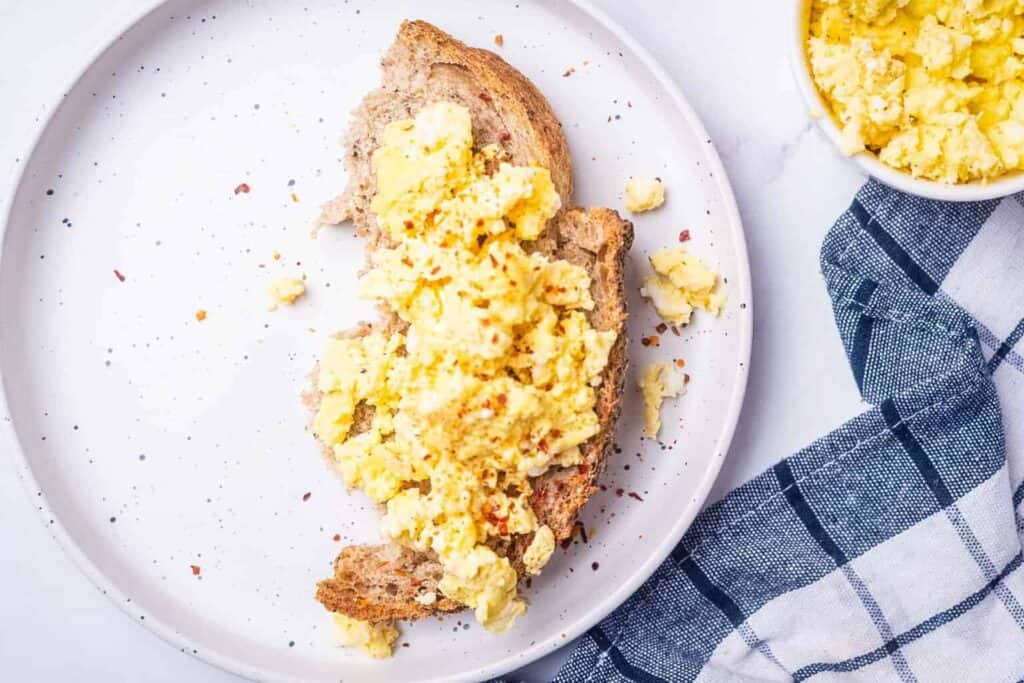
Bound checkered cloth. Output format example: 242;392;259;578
553;180;1024;682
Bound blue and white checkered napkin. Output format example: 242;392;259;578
554;180;1024;682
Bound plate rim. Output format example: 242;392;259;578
0;1;753;681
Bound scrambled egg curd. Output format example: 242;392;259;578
640;247;726;326
268;277;305;307
315;102;616;643
807;0;1024;183
333;613;399;658
624;177;665;213
639;363;687;439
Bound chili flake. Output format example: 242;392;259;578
233;182;250;194
195;309;207;321
113;269;126;282
494;34;504;47
678;229;691;242
190;565;201;576
628;491;644;502
302;492;311;502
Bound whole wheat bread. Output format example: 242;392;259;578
313;20;633;624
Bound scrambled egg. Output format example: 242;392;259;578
332;614;399;658
807;0;1024;183
268;277;305;306
522;524;556;575
624;177;665;213
315;102;616;641
640;247;726;326
640;363;687;438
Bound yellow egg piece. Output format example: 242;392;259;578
639;362;687;439
332;614;399;659
641;246;726;325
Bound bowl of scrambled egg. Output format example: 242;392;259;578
792;0;1024;201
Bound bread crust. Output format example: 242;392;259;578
313;21;632;623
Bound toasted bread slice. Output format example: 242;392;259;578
313;21;632;623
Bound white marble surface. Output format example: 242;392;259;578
0;1;868;680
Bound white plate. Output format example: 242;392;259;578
0;1;751;681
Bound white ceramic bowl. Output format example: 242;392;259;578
790;0;1024;202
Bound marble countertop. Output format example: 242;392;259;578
0;1;868;680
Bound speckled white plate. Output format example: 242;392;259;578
0;1;751;681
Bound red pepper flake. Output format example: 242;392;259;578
678;229;691;243
655;322;668;334
410;578;422;587
194;309;207;322
401;257;414;267
302;492;311;502
591;561;600;571
578;463;590;476
403;220;414;230
615;488;624;497
430;266;441;276
233;182;250;194
641;337;652;347
332;534;341;541
190;565;201;576
684;373;691;384
496;393;507;405
479;92;493;103
563;67;575;77
670;325;680;336
628;491;644;502
113;269;126;282
494;34;504;47
499;131;512;142
675;358;686;368
498;520;509;535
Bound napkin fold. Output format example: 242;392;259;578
553;181;1024;682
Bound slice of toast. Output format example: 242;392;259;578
313;20;633;623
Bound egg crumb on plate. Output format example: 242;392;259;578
624;176;665;213
314;101;617;650
640;246;726;325
639;363;687;438
522;525;556;576
332;613;399;659
807;0;1024;184
268;277;305;307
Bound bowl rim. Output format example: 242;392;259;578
789;0;1024;202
